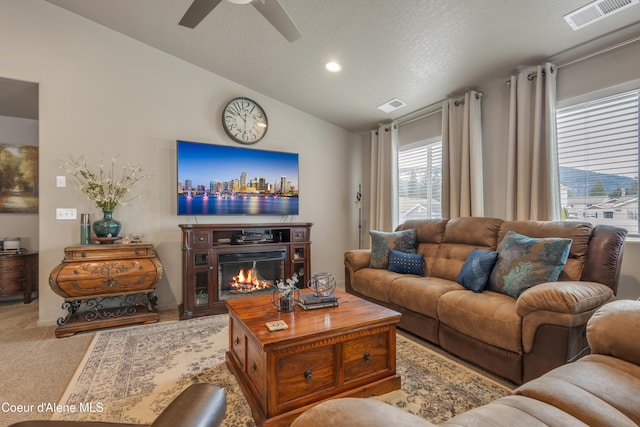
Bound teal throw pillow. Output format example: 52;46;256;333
488;231;572;299
369;229;417;269
388;249;425;276
457;249;499;293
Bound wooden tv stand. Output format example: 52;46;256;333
179;223;312;319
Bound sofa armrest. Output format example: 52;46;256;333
151;383;226;427
516;281;614;317
344;250;371;273
516;282;614;354
587;299;640;366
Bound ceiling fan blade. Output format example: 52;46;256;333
251;0;301;42
179;0;224;28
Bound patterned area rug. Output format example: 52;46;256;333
53;315;512;426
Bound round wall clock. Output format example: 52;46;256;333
222;97;268;145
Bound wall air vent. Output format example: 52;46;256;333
563;0;639;30
377;98;407;113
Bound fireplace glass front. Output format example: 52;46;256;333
218;249;286;301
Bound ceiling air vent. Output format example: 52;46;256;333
563;0;639;30
377;98;407;113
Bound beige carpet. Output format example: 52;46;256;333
52;315;513;426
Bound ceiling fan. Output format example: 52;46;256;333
179;0;301;42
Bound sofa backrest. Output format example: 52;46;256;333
395;217;627;293
432;217;502;281
396;219;447;276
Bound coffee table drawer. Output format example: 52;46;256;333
246;339;266;396
343;332;390;383
230;320;246;369
276;345;335;404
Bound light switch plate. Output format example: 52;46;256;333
56;176;66;187
56;208;77;220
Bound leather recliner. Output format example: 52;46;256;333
9;383;227;427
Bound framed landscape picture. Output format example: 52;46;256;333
0;144;38;214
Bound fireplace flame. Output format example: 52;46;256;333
231;268;271;293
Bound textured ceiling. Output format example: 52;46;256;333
12;1;640;131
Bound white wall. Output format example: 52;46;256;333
0;1;363;324
0;116;39;250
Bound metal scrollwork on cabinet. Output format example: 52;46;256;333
49;243;163;338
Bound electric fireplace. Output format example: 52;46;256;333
179;222;312;320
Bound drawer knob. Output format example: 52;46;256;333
304;369;313;383
234;337;240;346
363;352;371;362
73;269;79;274
199;237;204;241
251;362;257;373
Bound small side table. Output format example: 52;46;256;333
0;251;38;303
49;243;163;338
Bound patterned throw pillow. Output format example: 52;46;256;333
457;249;499;293
388;249;425;276
369;229;417;269
488;231;572;299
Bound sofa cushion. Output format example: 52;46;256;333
498;221;592;282
443;395;588;427
457;249;499;293
438;290;522;353
350;268;404;303
388;249;425;276
390;276;463;318
369;229;417;269
488;231;572;299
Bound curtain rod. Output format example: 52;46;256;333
505;33;640;87
556;33;640;69
396;91;483;127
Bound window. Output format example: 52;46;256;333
556;90;639;235
398;138;442;223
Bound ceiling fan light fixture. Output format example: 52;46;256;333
325;62;342;73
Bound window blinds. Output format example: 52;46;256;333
556;90;639;234
398;140;442;222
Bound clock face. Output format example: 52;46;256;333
222;97;268;145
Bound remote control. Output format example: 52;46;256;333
265;320;288;331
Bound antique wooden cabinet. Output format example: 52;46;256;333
49;243;163;337
0;251;38;303
179;223;312;319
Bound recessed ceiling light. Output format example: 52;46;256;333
227;0;253;4
325;62;342;73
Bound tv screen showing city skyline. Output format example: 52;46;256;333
176;140;299;215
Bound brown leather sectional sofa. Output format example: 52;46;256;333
344;217;627;384
291;299;640;427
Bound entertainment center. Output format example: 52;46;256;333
179;222;312;319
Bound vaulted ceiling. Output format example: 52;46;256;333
13;1;640;131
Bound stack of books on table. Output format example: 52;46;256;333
298;293;339;310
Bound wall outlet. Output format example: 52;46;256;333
56;208;77;220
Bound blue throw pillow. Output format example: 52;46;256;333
488;231;572;299
457;249;499;293
369;229;417;269
388;249;425;276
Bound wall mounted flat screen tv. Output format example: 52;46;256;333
177;140;299;216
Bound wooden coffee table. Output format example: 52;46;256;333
225;289;401;426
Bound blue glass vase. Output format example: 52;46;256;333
92;210;122;238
